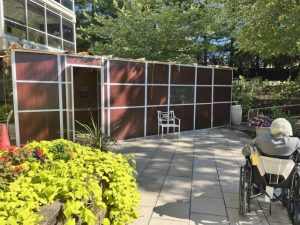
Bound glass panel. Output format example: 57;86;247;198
62;19;74;42
4;21;26;40
170;86;194;104
47;10;61;37
62;0;73;11
48;35;62;49
28;2;45;31
28;29;46;45
3;0;25;24
63;41;74;52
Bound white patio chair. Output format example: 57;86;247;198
157;110;181;138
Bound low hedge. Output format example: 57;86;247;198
0;139;140;225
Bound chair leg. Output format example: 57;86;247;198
158;124;159;137
178;125;181;139
161;126;164;138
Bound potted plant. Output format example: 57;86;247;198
248;115;272;136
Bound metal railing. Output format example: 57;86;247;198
247;104;300;120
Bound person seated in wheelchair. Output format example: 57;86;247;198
242;118;300;158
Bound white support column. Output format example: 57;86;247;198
101;58;105;134
193;67;197;130
211;68;215;128
71;66;75;141
230;69;233;125
107;60;111;136
144;62;148;137
57;55;63;138
11;51;20;146
167;64;171;134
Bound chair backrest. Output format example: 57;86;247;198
157;110;175;121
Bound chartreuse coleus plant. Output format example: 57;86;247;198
0;139;140;225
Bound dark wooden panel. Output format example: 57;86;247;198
60;55;66;82
17;83;59;110
196;87;212;103
195;105;211;129
15;52;58;81
213;103;231;127
110;60;145;84
66;56;102;66
63;110;73;140
214;87;231;102
73;68;98;109
214;69;232;85
110;108;144;139
110;85;144;107
62;83;72;109
74;110;98;131
171;65;195;85
147;63;169;84
147;86;168;105
19;112;60;144
146;106;168;136
170;105;194;131
197;68;212;85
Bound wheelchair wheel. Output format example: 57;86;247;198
293;203;300;225
239;166;247;216
290;176;300;225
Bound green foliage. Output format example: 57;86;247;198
0;139;140;225
75;114;117;152
224;0;300;58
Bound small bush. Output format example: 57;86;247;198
0;139;140;225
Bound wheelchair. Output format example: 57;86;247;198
239;147;300;225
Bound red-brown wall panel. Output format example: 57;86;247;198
214;87;232;102
147;106;168;135
17;83;59;110
147;86;168;105
214;69;232;85
15;52;58;81
196;87;212;103
110;60;145;84
74;110;98;130
213;103;231;127
197;68;212;85
110;108;144;139
171;65;195;85
110;85;144;107
148;63;169;84
66;56;102;66
170;105;194;131
19;112;60;144
195;104;211;129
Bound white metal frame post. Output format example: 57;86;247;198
193;67;197;130
11;51;20;146
167;64;171;134
101;58;105;133
211;68;215;128
107;60;111;136
57;55;63;138
144;62;148;137
230;69;234;125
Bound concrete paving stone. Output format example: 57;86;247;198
153;200;190;222
139;190;160;207
259;202;292;224
220;180;240;194
227;207;269;225
173;152;194;161
140;167;169;179
163;176;192;189
192;185;223;199
149;218;189;225
138;177;165;192
193;166;217;175
158;187;191;203
193;158;216;167
218;170;240;182
144;162;171;171
168;165;193;178
223;192;239;209
193;171;219;180
192;176;220;190
190;212;229;225
191;196;227;216
269;222;292;225
129;206;154;225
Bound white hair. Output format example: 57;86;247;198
270;118;293;137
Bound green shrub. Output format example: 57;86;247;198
0;139;140;225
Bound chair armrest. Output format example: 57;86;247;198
174;117;181;124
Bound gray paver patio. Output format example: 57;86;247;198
118;128;292;225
